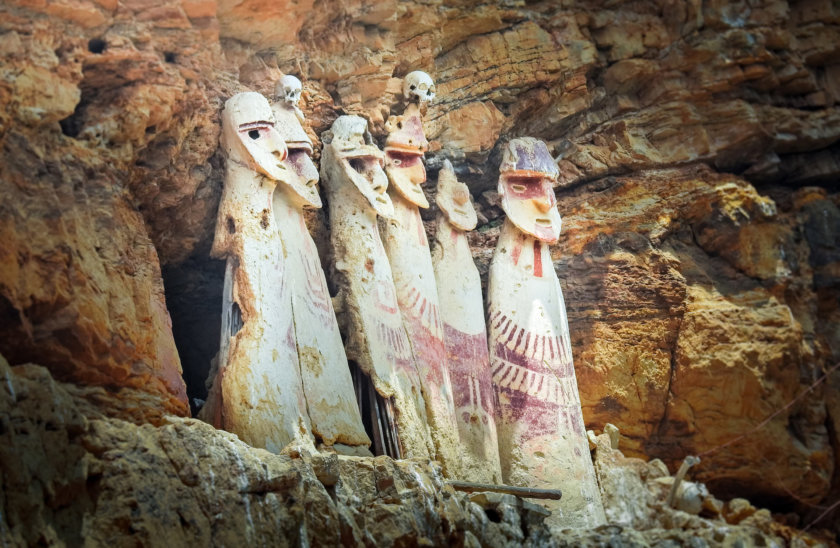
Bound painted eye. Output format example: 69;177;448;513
349;158;366;173
512;184;526;192
410;84;416;90
248;129;260;140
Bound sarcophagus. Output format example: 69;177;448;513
380;72;462;477
431;160;503;483
271;76;370;453
200;92;312;453
488;137;605;528
320;115;434;460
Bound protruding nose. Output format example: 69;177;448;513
454;186;469;205
267;134;287;162
272;147;288;162
532;193;553;213
372;177;387;194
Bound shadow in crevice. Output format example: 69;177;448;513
161;257;225;415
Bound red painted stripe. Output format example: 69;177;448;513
408;287;422;309
499;317;512;336
505;326;520;346
511;240;522;265
493;313;507;330
533;241;543;277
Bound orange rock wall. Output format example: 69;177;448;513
0;0;838;521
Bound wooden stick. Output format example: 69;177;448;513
383;397;402;459
667;455;700;508
447;480;562;500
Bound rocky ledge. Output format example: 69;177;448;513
2;354;831;546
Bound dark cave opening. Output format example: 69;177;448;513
161;257;225;415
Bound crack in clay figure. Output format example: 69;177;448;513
320;115;434;460
431;160;503;484
271;75;371;454
488;137;606;528
380;71;462;477
200;91;313;453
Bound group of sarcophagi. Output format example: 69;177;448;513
199;71;606;528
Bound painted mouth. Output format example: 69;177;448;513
454;207;468;215
376;196;389;204
412;186;423;194
536;218;553;226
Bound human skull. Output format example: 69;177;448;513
402;71;436;103
276;74;303;106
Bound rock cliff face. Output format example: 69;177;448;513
1;0;839;538
0;356;822;545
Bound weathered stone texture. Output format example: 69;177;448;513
0;357;555;546
1;0;839;535
3;358;825;545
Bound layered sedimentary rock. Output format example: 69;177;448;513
2;356;825;546
1;0;839;534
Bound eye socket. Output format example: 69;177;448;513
511;184;526;192
349;158;366;174
410;84;416;90
248;129;260;140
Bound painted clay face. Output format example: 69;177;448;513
222;92;288;179
279;147;322;208
271;76;321;209
435;160;477;231
276;74;303;106
328;116;394;218
385;150;428;208
498;137;562;243
403;70;436;103
385;102;429;208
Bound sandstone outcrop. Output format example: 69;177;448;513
0;355;556;546
2;357;829;545
0;0;838;536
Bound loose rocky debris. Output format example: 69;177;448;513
2;356;833;546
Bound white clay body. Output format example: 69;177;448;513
488;219;605;528
381;193;461;477
202;150;312;452
320;116;434;459
272;187;371;450
432;212;503;483
270;83;370;452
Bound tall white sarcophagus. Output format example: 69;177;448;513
488;137;605;528
270;76;370;453
200;92;312;453
320;115;434;460
431;160;503;483
379;71;461;476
